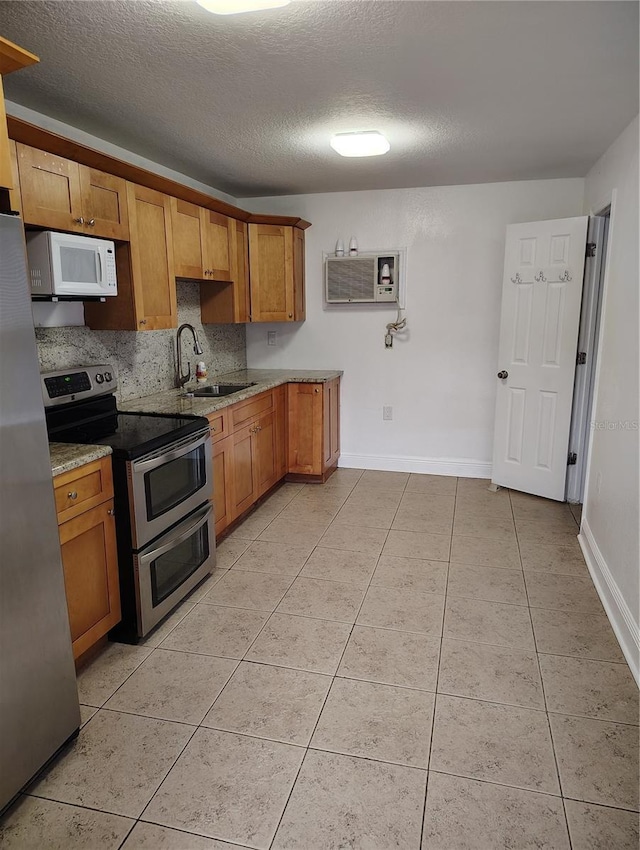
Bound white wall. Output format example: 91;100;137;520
246;179;584;476
579;115;639;683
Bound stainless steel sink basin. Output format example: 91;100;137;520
189;383;256;398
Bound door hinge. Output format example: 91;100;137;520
567;452;577;465
576;351;587;365
586;242;597;258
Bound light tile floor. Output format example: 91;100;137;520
2;471;638;849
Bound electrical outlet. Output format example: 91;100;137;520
383;406;393;421
267;331;277;346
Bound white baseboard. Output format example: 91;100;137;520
339;453;492;479
578;519;640;687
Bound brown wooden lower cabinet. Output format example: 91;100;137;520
208;379;340;539
55;458;121;661
287;377;341;480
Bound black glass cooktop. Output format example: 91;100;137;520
45;395;208;460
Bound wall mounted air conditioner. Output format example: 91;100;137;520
325;252;400;304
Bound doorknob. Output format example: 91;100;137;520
497;371;508;379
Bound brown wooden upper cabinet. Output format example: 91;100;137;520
171;198;233;281
0;38;39;192
200;217;250;324
85;183;176;331
16;144;129;240
248;223;305;322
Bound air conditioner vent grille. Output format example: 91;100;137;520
326;257;376;302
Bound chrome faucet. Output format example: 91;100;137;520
176;323;204;388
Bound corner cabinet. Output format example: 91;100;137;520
287;378;341;481
85;183;176;330
248;223;306;322
54;457;121;661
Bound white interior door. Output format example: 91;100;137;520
492;216;588;500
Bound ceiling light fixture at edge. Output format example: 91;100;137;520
330;131;390;158
196;0;290;14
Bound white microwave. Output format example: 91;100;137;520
26;230;118;298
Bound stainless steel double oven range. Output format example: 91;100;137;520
44;364;215;642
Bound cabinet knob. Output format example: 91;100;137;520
107;508;115;516
68;491;78;500
288;313;293;319
73;217;84;225
86;218;96;227
314;387;320;393
139;319;147;326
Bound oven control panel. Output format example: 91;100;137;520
41;364;117;407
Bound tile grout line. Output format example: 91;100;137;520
266;470;420;848
510;489;574;850
420;474;458;849
265;470;369;849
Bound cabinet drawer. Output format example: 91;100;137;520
207;409;230;443
231;390;274;431
54;456;114;523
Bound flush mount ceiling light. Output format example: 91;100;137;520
196;0;290;14
330;131;390;158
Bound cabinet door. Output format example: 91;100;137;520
204;210;233;281
126;183;177;329
213;434;235;537
232;424;258;518
248;223;295;322
58;499;120;660
171;198;206;279
79;166;129;240
17;143;84;231
323;377;341;471
255;410;278;497
287;382;324;475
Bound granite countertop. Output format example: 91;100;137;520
49;369;341;476
50;443;113;477
118;368;343;417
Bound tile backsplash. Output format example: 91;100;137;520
35;281;247;401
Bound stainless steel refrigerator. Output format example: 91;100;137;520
0;212;80;813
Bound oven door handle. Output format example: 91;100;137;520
133;431;210;473
137;502;213;566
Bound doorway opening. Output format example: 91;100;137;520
565;209;611;504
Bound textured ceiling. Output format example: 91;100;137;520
0;0;637;197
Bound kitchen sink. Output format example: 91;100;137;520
188;382;256;397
